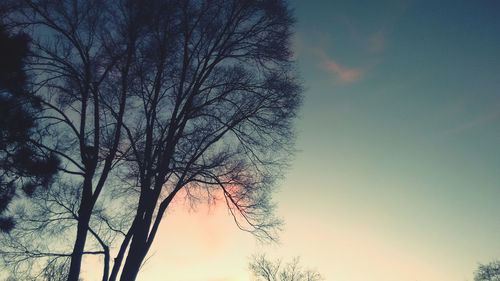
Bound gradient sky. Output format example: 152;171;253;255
87;1;500;280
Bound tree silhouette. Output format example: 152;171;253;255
109;1;301;280
1;1;135;279
475;261;500;281
0;0;301;280
0;22;59;233
249;255;323;281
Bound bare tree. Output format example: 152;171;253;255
1;1;302;280
104;1;302;280
249;255;323;281
1;0;140;280
475;261;500;281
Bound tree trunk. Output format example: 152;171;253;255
102;246;110;281
118;219;149;281
116;181;180;280
67;206;91;281
67;176;94;281
109;217;137;281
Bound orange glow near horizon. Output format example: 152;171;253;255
82;190;255;281
135;197;254;281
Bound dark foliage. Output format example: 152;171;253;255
0;24;59;233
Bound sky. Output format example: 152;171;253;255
86;1;500;280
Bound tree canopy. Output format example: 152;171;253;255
0;1;301;280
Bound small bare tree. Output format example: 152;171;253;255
249;255;323;281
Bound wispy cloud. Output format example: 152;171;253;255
323;58;363;83
298;30;370;84
442;105;500;136
313;49;363;83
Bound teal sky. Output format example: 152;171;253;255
280;0;500;280
128;1;500;281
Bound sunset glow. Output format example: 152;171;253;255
2;0;500;280
129;0;500;280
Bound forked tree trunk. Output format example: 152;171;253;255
118;218;149;281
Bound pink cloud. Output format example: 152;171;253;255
323;59;363;83
301;34;370;84
310;47;364;84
